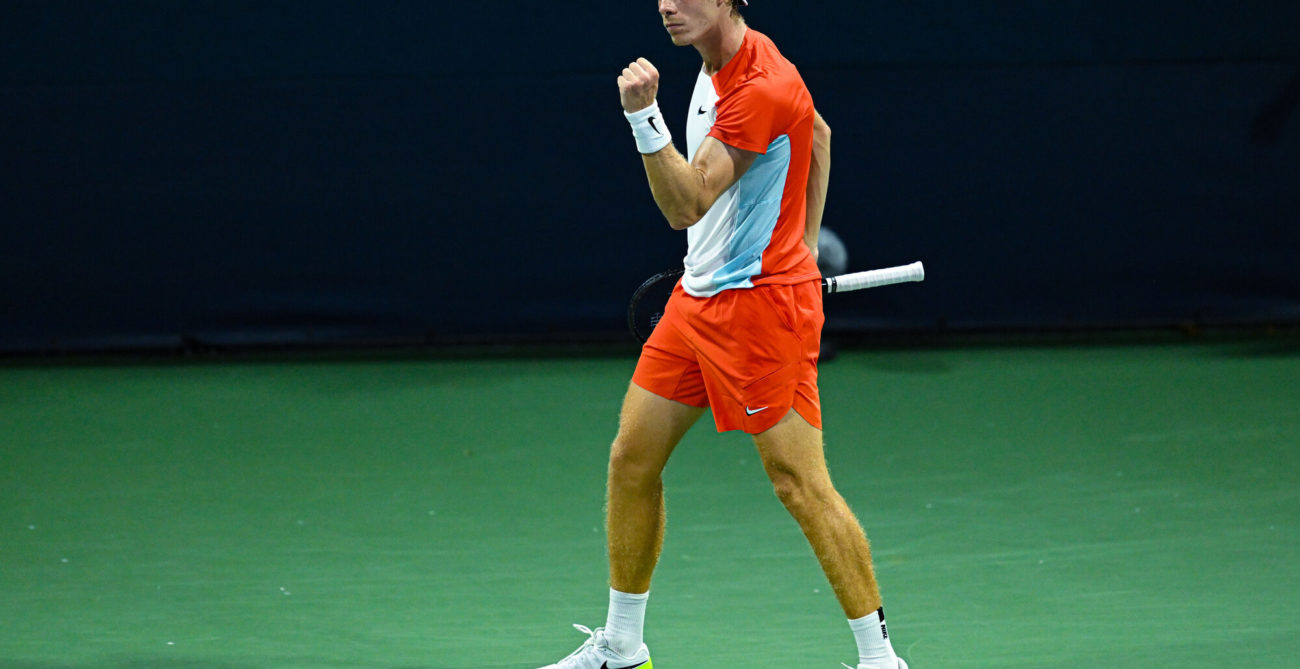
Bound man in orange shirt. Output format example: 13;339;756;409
534;2;906;668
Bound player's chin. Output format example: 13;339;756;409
665;27;692;45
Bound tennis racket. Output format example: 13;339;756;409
627;261;925;343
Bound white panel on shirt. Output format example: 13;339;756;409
679;69;791;299
681;69;741;298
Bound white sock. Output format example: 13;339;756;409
604;588;649;658
849;607;898;667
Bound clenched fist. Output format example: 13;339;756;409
618;58;660;113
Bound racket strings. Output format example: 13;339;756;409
628;268;684;344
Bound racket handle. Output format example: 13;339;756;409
823;261;925;294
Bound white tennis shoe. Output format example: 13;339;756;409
536;624;652;669
846;659;909;669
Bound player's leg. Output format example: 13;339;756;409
533;311;706;669
753;409;882;616
753;409;904;669
607;382;705;594
533;383;701;669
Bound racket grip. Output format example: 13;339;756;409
824;261;925;294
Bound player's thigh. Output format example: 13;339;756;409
751;408;833;489
610;382;705;478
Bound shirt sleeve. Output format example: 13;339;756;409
707;76;787;155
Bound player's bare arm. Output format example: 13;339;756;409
619;57;758;230
644;136;757;230
805;110;831;259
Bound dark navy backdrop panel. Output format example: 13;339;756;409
2;2;1297;351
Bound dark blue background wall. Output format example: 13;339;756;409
3;1;1298;351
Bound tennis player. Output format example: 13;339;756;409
535;2;906;668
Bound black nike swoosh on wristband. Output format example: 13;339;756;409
697;105;710;115
648;116;661;134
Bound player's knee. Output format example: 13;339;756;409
767;466;834;515
607;436;665;489
767;467;807;509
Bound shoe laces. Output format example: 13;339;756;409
554;624;604;667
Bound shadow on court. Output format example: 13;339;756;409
854;349;957;374
1207;334;1300;358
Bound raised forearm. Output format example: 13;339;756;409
642;146;712;230
618;57;755;232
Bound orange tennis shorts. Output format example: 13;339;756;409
632;279;824;434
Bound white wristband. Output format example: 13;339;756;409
624;100;672;154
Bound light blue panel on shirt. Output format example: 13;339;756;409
710;134;793;291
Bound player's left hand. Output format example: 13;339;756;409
618;57;660;113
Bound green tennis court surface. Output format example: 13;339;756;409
3;336;1297;668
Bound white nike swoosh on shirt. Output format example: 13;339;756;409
746;406;769;416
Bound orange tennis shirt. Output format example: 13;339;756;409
630;28;824;434
681;28;820;297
